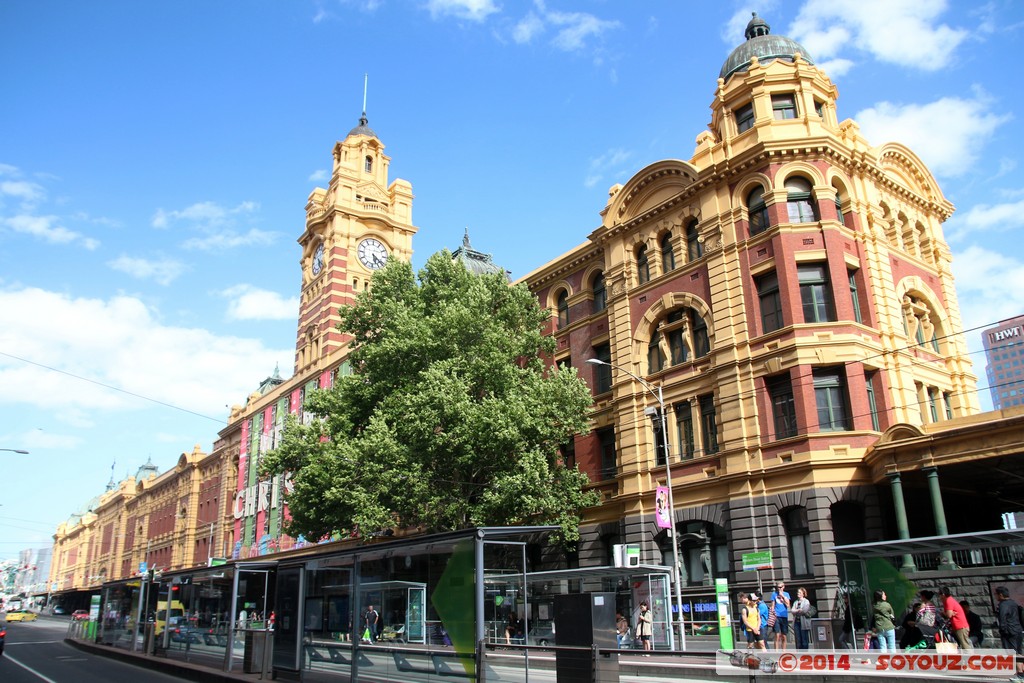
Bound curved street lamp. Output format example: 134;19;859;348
0;448;29;454
586;357;686;649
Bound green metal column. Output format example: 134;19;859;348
923;467;956;569
886;472;917;572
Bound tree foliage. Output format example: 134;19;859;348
261;251;599;546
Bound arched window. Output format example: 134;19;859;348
649;307;711;375
833;187;848;228
364;156;373;173
592;272;607;312
556;290;570;329
661;232;675;273
665;310;688;365
648;330;665;374
902;295;940;352
662;521;729;586
782;507;813;577
747;186;769;235
636;245;650;284
685;220;703;261
786;177;817;223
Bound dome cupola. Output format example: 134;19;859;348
719;12;814;81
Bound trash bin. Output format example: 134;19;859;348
244;630;268;673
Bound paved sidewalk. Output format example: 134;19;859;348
66;638;269;683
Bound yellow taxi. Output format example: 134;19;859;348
5;609;38;622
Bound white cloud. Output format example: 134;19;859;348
946;197;1024;242
308;169;329;182
152;200;259;230
0;179;45;205
813;58;854;78
221;284;300;321
855;92;1011;178
426;0;499;22
951;245;1024;338
790;0;969;69
0;286;292;418
183;228;278;251
584;148;634;189
507;1;619;53
513;11;544;44
543;7;620;52
151;200;275;250
3;213;100;250
108;255;188;286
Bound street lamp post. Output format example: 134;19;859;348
586;358;686;650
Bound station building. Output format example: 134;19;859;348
50;12;1024;654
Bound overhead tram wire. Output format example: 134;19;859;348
0;348;226;425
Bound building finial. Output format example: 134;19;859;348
463;227;471;248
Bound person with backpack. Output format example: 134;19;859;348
915;590;940;641
738;593;753;648
996;586;1024;681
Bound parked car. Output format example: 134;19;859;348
1;616;6;655
5;610;38;622
72;610;90;621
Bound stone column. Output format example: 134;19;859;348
923;467;956;569
887;472;917;572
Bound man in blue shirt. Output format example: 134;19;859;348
771;581;791;650
754;593;770;647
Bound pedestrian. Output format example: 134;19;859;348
791;587;812;650
636;601;653;652
996;587;1024;681
899;603;925;649
939;586;971;650
744;593;766;650
871;590;896;652
363;604;381;643
771;581;791;650
738;593;753;649
505;613;521;645
616;612;630;649
756;593;771;648
960;600;983;648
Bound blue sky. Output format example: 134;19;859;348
1;0;1022;561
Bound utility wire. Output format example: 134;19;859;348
0;349;226;424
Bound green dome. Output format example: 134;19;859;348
720;13;814;81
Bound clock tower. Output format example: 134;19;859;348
295;113;418;373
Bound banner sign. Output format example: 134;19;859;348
655;486;671;529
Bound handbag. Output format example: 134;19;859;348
935;630;958;654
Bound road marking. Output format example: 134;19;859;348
3;653;61;683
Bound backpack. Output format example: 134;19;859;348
917;607;936;628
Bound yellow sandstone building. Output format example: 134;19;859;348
50;14;1024;625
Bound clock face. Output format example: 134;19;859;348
312;244;324;275
357;238;388;270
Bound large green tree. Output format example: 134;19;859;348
261;251;599;546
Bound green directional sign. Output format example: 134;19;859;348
742;550;772;571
